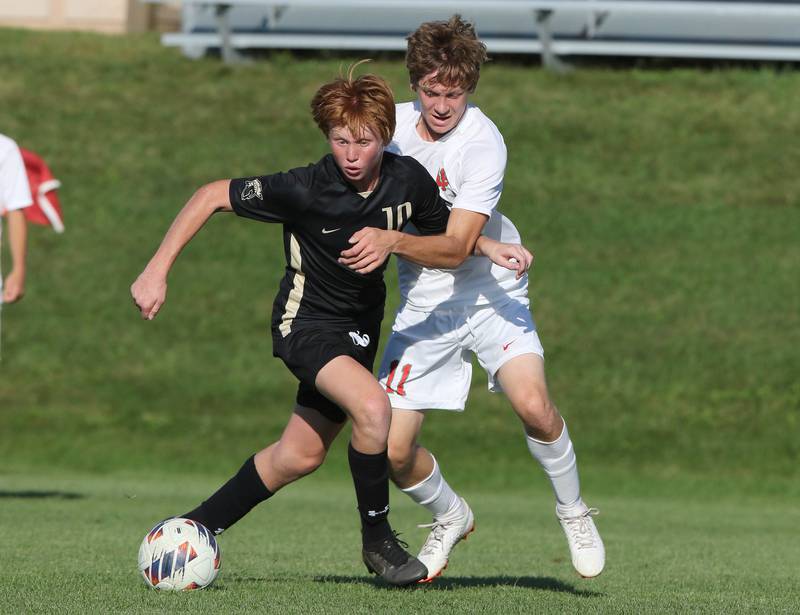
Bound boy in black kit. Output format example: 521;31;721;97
131;68;522;586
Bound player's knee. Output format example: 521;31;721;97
296;450;327;478
516;391;558;431
349;394;391;441
387;439;415;478
276;445;326;480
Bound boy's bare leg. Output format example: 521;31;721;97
497;354;605;578
183;407;342;535
388;409;474;581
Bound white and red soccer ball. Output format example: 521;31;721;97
138;518;221;590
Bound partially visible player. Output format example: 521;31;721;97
0;133;33;304
339;16;605;581
131;67;521;586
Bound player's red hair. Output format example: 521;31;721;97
311;61;396;146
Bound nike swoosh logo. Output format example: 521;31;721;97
503;340;517;351
322;227;341;234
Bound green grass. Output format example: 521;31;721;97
1;29;798;479
3;471;798;614
0;28;799;613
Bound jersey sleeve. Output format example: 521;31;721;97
410;171;450;236
451;139;507;217
228;166;311;224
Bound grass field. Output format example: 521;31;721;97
1;28;799;613
3;471;798;614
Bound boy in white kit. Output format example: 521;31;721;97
339;15;605;582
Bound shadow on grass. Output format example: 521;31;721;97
313;574;603;596
0;490;85;499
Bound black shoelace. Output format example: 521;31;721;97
379;531;411;567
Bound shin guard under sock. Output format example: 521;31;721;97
348;443;392;545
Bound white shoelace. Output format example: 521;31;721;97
417;520;448;556
560;507;600;550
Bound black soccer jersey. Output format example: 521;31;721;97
229;152;450;336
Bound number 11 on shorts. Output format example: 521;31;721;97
385;360;411;396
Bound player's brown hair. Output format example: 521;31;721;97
311;61;396;146
406;14;488;93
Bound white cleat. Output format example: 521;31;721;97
557;505;605;578
416;498;475;582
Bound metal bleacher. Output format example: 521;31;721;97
142;1;800;68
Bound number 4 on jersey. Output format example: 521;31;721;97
436;168;449;191
385;360;411;396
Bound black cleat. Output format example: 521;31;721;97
362;532;428;586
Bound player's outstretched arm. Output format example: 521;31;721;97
340;209;487;273
131;180;232;320
474;237;533;280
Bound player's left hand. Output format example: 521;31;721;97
339;227;400;274
482;240;533;279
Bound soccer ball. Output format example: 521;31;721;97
138;518;221;591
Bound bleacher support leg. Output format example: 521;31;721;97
534;9;572;73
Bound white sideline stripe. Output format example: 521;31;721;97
279;233;304;338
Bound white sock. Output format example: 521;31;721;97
526;421;583;514
401;455;460;518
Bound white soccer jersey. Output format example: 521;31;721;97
0;134;33;216
388;102;527;310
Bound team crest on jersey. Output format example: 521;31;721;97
436;168;450;192
241;179;263;200
349;331;370;347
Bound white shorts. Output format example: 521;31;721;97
377;298;544;411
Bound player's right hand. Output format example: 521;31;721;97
131;271;167;320
481;240;533;279
339;227;400;274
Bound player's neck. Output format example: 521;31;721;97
416;118;445;142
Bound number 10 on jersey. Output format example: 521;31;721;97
382;202;413;230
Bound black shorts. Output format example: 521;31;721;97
272;321;381;423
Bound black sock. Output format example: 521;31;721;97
348;443;392;545
182;455;273;535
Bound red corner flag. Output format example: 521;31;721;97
20;148;64;233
